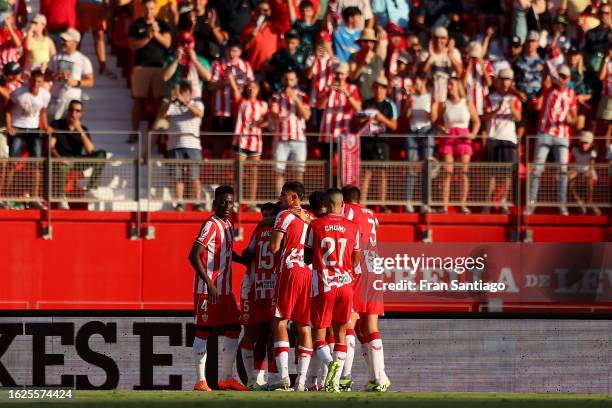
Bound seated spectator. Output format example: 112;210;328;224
162;31;211;100
483;68;522;214
39;0;77;49
0;11;23;73
49;99;107;210
46;28;95;121
423;26;463;103
157;79;205;211
305;35;333;130
317;61;361;163
358;77;398;212
231;81;268;209
348;28;385;101
269;70;311;195
77;0;114;77
332;6;362;63
5;69;50;210
527;64;578;216
265;29;307;92
23;14;56;74
127;0;171;138
290;0;322;58
209;38;254;158
192;0;226;61
242;0;280;74
569;130;600;215
432;77;480;214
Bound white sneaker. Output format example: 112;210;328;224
57;200;70;210
559;206;569;216
404;204;414;213
591;207;601;216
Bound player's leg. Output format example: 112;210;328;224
339;311;359;390
294;323;313;391
271;317;291;390
192;327;212;391
253;320;270;387
217;324;249;390
361;313;390;391
240;324;258;388
292;270;313;391
355;322;376;390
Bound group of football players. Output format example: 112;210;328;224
188;182;389;393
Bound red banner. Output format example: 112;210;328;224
341;133;360;186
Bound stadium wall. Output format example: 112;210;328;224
0;315;610;393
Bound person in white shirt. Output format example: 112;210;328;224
46;28;94;120
5;69;50;209
569;131;600;215
157;79;205;212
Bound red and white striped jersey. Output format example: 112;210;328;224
4;80;23;95
0;29;23;71
232;99;268;154
537;86;577;138
270;90;310;142
319;83;361;143
390;75;412;117
193;215;235;295
246;224;277;300
308;55;333;108
342;202;378;275
273;207;311;274
603;58;612;97
211;58;254;117
306;214;360;296
465;61;492;115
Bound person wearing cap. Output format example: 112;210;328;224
526;64;578;216
317;61;362;161
241;0;280;73
0;10;23;74
46;28;95;121
390;52;413;116
348;28;384;101
157;78;205;212
5;69;50;210
464;41;493;117
162;31;211;100
332;6;362;63
482;68;522;214
127;0;172;140
551;14;570;54
265;28;307;92
423;25;463;103
565;44;592;130
23;14;56;74
568;130;601;215
506;36;523;66
77;0;113;77
358;76;398;211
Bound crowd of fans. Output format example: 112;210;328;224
0;0;610;214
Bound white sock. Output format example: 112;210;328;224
369;338;384;383
241;344;255;382
362;345;374;382
333;345;347;386
295;347;312;388
256;369;266;385
193;337;207;382
306;358;321;387
315;344;333;365
342;334;355;378
274;341;290;380
221;336;239;380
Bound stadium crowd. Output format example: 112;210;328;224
0;0;611;214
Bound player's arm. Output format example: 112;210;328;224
188;242;218;303
270;230;284;254
232;250;249;266
304;228;314;265
290;208;313;224
351;227;361;269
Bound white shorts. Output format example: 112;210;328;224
275;140;307;173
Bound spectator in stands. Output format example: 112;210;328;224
526;0;553;44
305;36;333;130
77;0;114;77
359;77;398;212
0;11;23;73
128;0;171;140
423;26;463;103
232;80;268;209
337;0;373;30
584;3;612;83
432;77;480;214
39;0;77;49
317;61;361;164
414;0;462;29
131;0;178;27
483;68;522;214
269;70;311;194
597;46;612;145
479;19;508;65
332;6;362;63
209;38;254;158
463;41;493;121
242;0;280;74
527;64;578;216
506;35;523;68
23;14;56;74
49;99;107;210
567;45;592;130
162;31;211;100
405;71;435;214
157;79;205;211
512;30;546;137
372;0;409;34
2;0;27;28
192;0;226;61
214;0;256;41
289;0;322;59
390;53;412;126
5;69;50;210
265;29;307;92
569;130;600;215
348;28;384;101
47;28;95;121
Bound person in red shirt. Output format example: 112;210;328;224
0;12;23;73
188;185;250;392
39;0;77;48
268;181;313;391
304;188;360;393
241;0;280;73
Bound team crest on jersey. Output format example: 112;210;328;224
242;313;249;321
201;313;208;322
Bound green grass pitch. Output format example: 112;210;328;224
2;391;611;408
